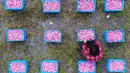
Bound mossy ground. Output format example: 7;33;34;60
0;0;130;73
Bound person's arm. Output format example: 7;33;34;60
82;39;90;54
83;40;87;49
94;41;101;49
84;37;94;43
94;40;103;56
84;39;87;43
82;44;89;55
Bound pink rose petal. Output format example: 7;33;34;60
108;30;123;42
44;1;60;11
6;0;22;9
42;62;57;72
45;31;61;42
78;0;95;11
106;0;123;10
10;62;26;72
8;30;24;41
79;62;95;72
78;30;94;41
109;61;125;71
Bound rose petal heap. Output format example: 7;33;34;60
10;62;26;72
42;62;57;72
78;0;95;11
78;29;95;41
44;1;60;11
6;0;22;9
79;62;95;72
109;61;125;71
108;30;123;42
106;0;123;11
45;30;61;42
8;29;24;41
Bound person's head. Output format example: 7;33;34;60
89;45;99;56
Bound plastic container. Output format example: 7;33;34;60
106;59;127;72
43;30;62;43
78;60;96;73
40;60;58;73
42;0;61;13
76;0;96;12
8;60;28;73
104;0;124;12
6;29;26;42
77;28;96;42
104;30;125;43
4;0;25;10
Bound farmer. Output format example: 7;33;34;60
82;38;103;62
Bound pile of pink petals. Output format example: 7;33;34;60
78;30;94;41
10;62;26;72
42;62;57;72
106;0;123;10
108;31;123;42
8;30;24;41
6;0;22;9
78;0;95;11
44;1;60;11
109;61;125;71
79;62;95;72
45;31;61;42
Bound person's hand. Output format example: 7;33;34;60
83;37;94;43
89;37;94;40
83;37;88;43
87;35;94;40
84;39;87;43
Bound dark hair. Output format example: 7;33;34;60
86;40;100;56
89;45;99;56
